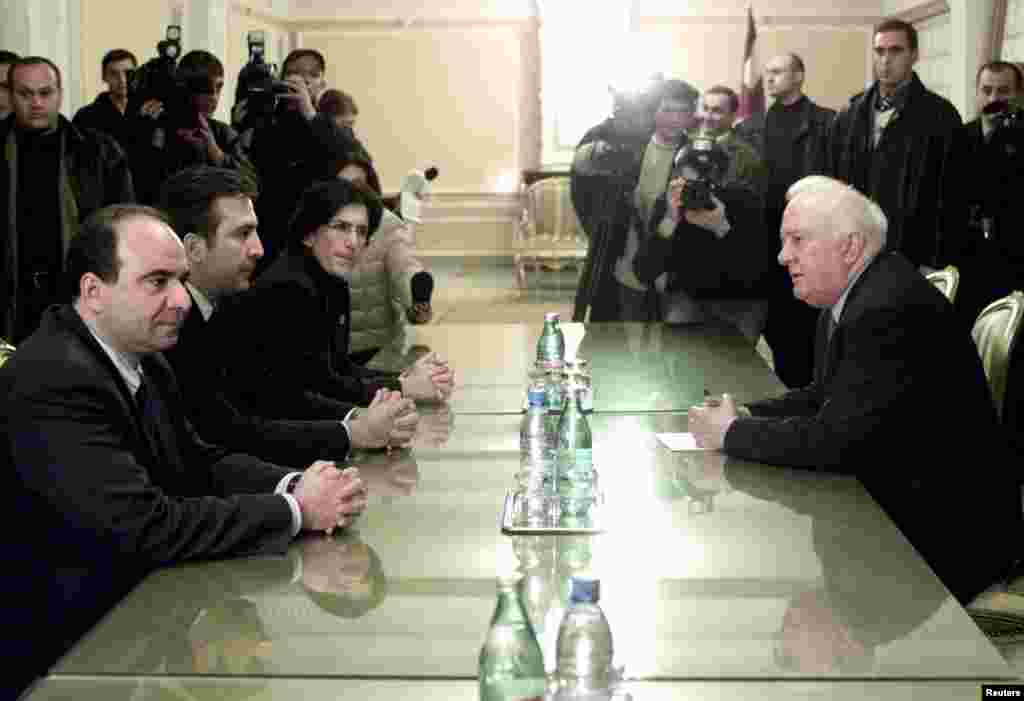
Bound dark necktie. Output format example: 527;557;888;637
135;374;167;465
876;95;896;112
821;311;839;380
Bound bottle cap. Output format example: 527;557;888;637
497;573;524;590
569;576;600;604
527;389;546;407
545;312;561;322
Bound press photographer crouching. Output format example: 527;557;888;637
632;131;777;342
956;60;1024;330
129;47;254;204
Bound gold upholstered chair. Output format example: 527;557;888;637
513;176;588;289
965;292;1024;639
0;338;14;368
971;290;1024;421
925;265;960;304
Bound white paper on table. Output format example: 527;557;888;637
655;432;712;451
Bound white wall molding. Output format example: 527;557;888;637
291;16;538;33
230;0;292;25
635;14;884;27
887;0;950;23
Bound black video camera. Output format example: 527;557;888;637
985;99;1024;132
672;131;729;210
233;30;292;130
127;25;183;117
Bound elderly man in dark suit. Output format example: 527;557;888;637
158;167;418;465
687;176;1018;605
0;204;367;697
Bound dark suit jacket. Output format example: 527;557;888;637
824;73;967;268
738;96;836;226
0;114;136;341
0;305;294;692
213;249;400;421
724;252;1019;602
163;293;354;465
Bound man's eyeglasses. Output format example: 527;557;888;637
324;219;370;243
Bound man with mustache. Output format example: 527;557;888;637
0;204;368;697
159;167;417;463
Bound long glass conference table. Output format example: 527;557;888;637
25;322;1016;700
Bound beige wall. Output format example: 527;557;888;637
301;22;534;196
79;0;167;111
631;20;871;112
915;12;953;101
1006;0;1024;62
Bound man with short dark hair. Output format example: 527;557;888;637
956;61;1024;332
158;166;418;464
0;203;367;696
824;19;966;272
1;56;135;342
698;85;765;193
0;50;19;121
72;48;138;152
738;52;836;388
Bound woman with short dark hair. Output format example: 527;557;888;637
214;179;451;422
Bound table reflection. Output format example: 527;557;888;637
723;461;950;675
348;446;421;498
60;532;388;677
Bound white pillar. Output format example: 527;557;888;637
183;0;230;121
0;0;84;116
949;0;996;120
0;0;32;57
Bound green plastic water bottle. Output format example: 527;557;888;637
479;575;547;701
556;387;595;517
536;312;565;370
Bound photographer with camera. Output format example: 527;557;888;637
235;46;365;268
129;47;254;205
571;76;688;322
631;129;776;342
957;60;1024;329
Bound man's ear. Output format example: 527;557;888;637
78;273;106;314
843;232;868;264
182;233;207;263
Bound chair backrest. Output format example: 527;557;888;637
523;176;583;240
972;290;1024;419
926;265;960;304
0;338;14;369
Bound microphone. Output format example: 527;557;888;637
411;271;434;304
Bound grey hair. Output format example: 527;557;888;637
786;175;887;256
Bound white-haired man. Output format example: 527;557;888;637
688;175;1017;605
